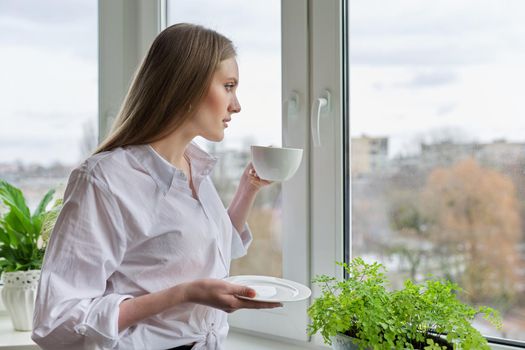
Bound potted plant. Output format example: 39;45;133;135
0;179;61;331
307;257;502;350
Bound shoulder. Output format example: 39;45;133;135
81;147;129;174
70;147;145;194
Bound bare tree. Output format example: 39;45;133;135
79;119;98;160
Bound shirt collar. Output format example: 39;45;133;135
126;142;217;194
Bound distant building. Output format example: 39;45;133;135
390;139;525;178
419;141;480;169
477;140;525;169
419;140;525;170
351;135;389;178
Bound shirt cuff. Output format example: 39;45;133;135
231;223;253;259
73;294;133;349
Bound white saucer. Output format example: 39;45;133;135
224;275;311;302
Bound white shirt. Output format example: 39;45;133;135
32;143;252;350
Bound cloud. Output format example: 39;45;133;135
0;0;97;61
168;0;281;55
0;0;95;24
402;70;458;88
349;0;525;66
350;44;488;66
436;103;458;116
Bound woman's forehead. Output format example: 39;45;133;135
216;58;239;80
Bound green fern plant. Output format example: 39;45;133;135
0;179;62;273
307;257;502;350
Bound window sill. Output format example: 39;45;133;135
226;328;327;349
0;313;519;350
0;314;39;349
0;315;322;350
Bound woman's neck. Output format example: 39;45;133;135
149;129;194;169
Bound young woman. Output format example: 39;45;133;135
32;23;281;350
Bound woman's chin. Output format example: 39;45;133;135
202;133;225;143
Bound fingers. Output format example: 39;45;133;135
247;167;272;185
234;286;256;299
234;299;283;310
229;284;282;310
247;164;260;179
244;162;273;187
248;167;258;178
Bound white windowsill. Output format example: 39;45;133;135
0;313;38;350
0;313;520;350
226;328;327;349
0;313;323;350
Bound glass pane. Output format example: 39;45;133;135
167;0;283;277
350;0;525;341
0;1;98;210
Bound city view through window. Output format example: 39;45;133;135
350;0;525;340
0;1;98;212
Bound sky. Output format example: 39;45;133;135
1;0;525;165
0;0;98;165
349;0;525;156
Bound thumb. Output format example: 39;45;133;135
236;286;256;298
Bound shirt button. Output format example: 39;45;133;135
77;325;87;335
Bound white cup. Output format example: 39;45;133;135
251;146;303;182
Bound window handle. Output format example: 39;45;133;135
310;90;331;147
284;91;300;146
287;91;300;122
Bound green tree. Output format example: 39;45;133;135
388;191;432;281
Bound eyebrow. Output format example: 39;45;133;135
227;77;239;85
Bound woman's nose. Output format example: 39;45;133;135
229;96;241;114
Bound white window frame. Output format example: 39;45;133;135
224;0;312;341
98;0;315;343
98;0;344;346
98;0;163;142
308;0;345;345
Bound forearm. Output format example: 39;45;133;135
120;279;281;332
118;283;188;332
227;180;258;233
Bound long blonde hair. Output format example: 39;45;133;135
95;23;236;153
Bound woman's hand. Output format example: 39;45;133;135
240;162;273;193
182;279;282;313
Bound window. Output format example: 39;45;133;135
350;0;525;344
0;1;97;212
100;0;525;348
100;0;311;342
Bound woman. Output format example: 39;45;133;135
32;23;280;350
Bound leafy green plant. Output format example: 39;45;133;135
307;257;502;350
0;179;62;273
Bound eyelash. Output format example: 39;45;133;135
225;83;236;92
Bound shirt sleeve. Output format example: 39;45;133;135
230;222;253;259
32;167;133;350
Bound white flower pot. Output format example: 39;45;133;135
1;270;40;331
331;333;362;350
